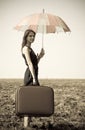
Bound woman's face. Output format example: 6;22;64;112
27;31;35;43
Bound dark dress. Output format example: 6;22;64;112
22;47;40;86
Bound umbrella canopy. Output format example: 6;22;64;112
15;10;70;48
15;10;70;33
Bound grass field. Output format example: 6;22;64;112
0;79;85;130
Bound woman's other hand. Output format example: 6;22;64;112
33;78;40;86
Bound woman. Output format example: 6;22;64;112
21;29;45;86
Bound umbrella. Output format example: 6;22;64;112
15;9;71;48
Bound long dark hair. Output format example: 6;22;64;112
21;29;36;51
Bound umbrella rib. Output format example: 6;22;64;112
56;16;70;32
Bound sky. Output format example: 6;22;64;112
0;0;85;79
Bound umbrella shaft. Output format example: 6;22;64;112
42;25;44;48
42;32;44;48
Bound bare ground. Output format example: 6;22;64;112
0;79;85;130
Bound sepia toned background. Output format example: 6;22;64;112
0;1;85;129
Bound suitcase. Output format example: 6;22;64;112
15;86;54;117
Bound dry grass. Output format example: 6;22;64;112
0;78;85;130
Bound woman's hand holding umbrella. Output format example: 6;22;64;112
37;48;45;63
